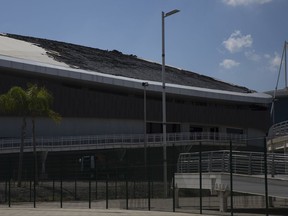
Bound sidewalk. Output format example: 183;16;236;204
0;207;214;216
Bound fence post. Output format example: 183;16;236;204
52;179;55;201
89;177;91;209
115;174;118;199
74;178;77;200
95;177;98;200
29;179;32;202
148;176;151;211
5;179;7;203
34;174;36;208
172;174;175;212
172;143;176;211
106;175;108;209
229;140;233;216
199;141;203;214
60;177;63;208
8;178;11;207
264;137;269;216
151;180;154;198
148;146;151;211
126;174;128;210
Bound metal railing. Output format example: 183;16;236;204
268;120;288;137
177;150;288;176
0;132;247;153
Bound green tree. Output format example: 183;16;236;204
0;84;61;186
26;84;61;184
0;86;29;187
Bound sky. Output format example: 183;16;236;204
0;0;288;92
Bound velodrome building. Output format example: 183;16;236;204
0;33;272;178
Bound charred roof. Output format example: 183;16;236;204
4;33;252;93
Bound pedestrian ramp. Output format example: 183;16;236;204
174;150;288;211
175;172;288;199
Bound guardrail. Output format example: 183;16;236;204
177;150;288;176
268;120;288;137
267;120;288;152
0;132;247;154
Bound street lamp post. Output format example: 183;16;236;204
162;9;180;197
142;82;149;178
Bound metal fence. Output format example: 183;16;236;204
0;132;246;153
0;137;287;216
177;150;288;176
268;120;288;137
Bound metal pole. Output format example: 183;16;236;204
89;177;91;209
148;146;151;211
162;11;168;197
95;178;98;200
115;177;118;199
126;174;129;210
74;178;77;200
199;141;203;214
142;82;148;179
5;179;7;203
264;137;269;216
106;176;108;209
229;140;233;216
52;179;55;201
272;41;287;124
8;178;10;207
60;178;63;208
161;9;180;197
34;170;36;208
173;174;175;212
30;179;32;202
285;41;287;88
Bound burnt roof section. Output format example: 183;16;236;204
5;33;252;93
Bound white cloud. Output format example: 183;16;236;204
266;52;281;72
245;50;261;61
222;0;273;7
223;30;253;53
219;59;240;69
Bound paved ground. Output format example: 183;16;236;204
0;207;212;216
0;198;285;216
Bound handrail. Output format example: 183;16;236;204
268;120;288;138
177;150;288;176
0;132;247;153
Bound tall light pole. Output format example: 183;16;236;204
142;82;149;179
162;9;180;197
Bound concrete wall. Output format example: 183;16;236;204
247;128;266;148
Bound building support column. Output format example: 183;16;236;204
174;186;179;208
40;151;48;179
218;191;229;212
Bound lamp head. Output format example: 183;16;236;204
164;9;180;18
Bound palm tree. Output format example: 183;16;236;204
0;86;29;187
0;84;61;186
26;84;61;184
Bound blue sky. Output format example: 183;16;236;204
0;0;287;92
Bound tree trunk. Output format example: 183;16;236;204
32;118;38;185
17;117;26;187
